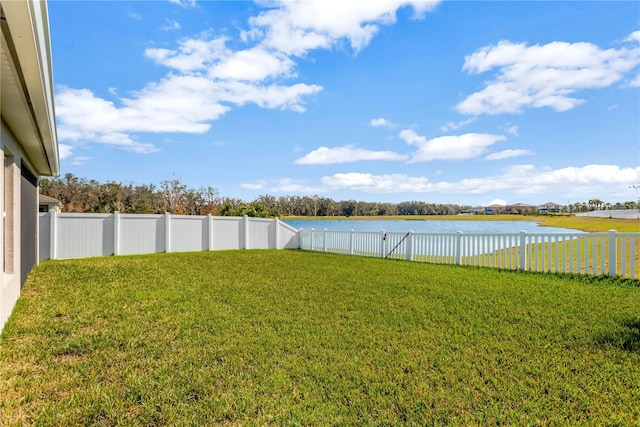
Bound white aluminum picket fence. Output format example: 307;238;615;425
299;229;640;279
39;212;299;260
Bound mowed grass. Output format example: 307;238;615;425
1;250;639;425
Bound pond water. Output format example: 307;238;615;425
283;219;582;234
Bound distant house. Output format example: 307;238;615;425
505;203;536;215
39;194;61;212
1;0;59;331
485;204;505;215
538;202;563;214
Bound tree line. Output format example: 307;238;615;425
42;174;636;218
567;199;639;213
39;174;472;217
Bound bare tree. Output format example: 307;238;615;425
158;179;187;214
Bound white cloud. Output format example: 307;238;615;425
208;47;296;81
56;74;321;152
322;172;432;193
56;83;224;136
144;36;228;73
56;83;216;153
58;1;443;154
440;117;476;132
160;19;181;31
629;74;640;88
318;164;640;197
271;178;321;193
168;0;196;8
502;124;519;136
369;117;390;127
215;81;322;112
485;149;533;160
147;36;298;81
127;11;141;21
399;129;506;162
397;128;424;145
456;39;640;115
58;144;73;159
240;181;266;190
250;0;440;56
294;145;408;165
70;156;92;166
623;30;640;43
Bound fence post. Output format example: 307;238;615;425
244;215;250;250
165;212;171;253
381;230;387;258
349;229;355;255
608;229;617;277
406;231;414;261
49;211;57;260
323;229;328;252
113;211;120;256
519;230;527;271
274;217;280;249
207;214;213;251
310;228;315;251
456;231;463;265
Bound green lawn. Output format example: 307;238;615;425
2;250;639;425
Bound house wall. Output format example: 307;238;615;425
0;120;38;329
1;0;59;333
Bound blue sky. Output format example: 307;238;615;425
49;0;640;206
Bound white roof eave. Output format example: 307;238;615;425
1;0;59;176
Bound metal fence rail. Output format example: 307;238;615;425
299;229;640;279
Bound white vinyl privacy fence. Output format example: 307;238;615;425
576;209;640;219
39;212;298;260
299;229;640;279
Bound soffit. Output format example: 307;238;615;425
0;1;59;176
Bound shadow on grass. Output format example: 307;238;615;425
596;317;640;353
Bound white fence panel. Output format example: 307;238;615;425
119;214;165;255
55;213;114;259
248;217;274;249
210;216;243;250
39;213;51;261
353;231;380;257
330;231;351;254
278;220;299;249
171;215;208;253
618;233;638;278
